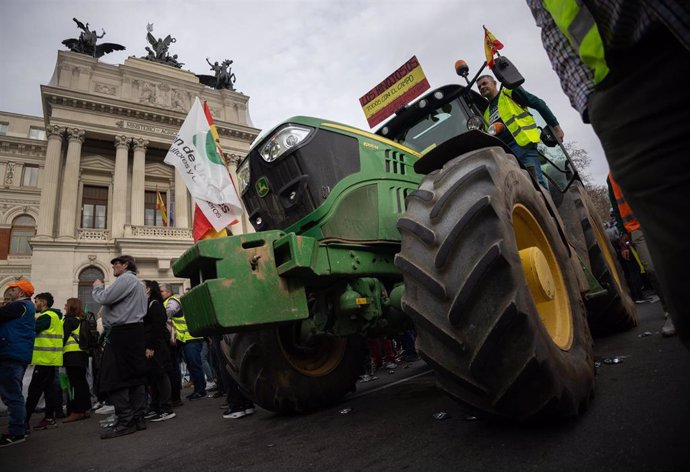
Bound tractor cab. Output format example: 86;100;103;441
376;58;579;194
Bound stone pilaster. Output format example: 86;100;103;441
130;138;148;226
174;169;189;228
35;125;65;239
111;136;131;238
57;127;85;239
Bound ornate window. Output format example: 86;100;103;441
78;266;105;313
0;122;8;135
81;185;108;229
10;215;35;255
22;165;39;187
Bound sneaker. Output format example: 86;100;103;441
143;410;159;420
0;434;26;447
634;298;650;304
99;414;117;428
647;294;660;304
33;418;57;431
662;315;677;337
186;392;206;401
100;423;136;439
222;405;248;419
95;404;115;415
383;361;398;370
91;401;103;411
243;403;255;416
150;412;176;422
206;381;217;391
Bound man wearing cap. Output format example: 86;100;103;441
92;255;148;439
0;279;36;447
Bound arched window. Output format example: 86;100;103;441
10;215;36;255
78;266;105;313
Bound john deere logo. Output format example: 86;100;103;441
255;177;270;197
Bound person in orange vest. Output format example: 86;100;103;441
608;174;675;337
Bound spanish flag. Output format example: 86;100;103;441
483;25;504;69
156;190;169;227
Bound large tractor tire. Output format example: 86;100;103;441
220;325;365;414
395;147;594;420
556;181;638;336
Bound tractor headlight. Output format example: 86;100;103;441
259;125;313;162
466;116;484;131
237;159;251;194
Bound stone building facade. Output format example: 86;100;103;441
0;51;259;309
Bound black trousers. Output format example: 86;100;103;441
66;366;91;413
110;384;145;426
168;343;183;402
25;365;57;423
147;369;172;414
589;29;690;348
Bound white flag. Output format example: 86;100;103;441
164;97;242;231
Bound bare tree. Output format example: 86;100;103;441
562;141;610;222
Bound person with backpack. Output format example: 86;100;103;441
61;297;91;423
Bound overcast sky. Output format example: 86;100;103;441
0;0;610;184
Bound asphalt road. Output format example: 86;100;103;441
2;300;688;471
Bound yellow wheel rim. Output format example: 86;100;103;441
278;327;347;377
590;215;623;289
513;204;573;349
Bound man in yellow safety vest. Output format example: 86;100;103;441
477;74;564;190
24;292;63;431
160;284;207;403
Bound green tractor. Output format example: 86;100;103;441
173;57;636;420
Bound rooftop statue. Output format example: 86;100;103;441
62;18;126;58
142;23;184;69
198;57;237;90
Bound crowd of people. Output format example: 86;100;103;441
0;255;257;447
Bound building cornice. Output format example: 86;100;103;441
41;86;259;142
0;136;48;158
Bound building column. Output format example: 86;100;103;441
130;138;148;226
111;135;131;238
57;128;85;239
35;125;65;239
174;169;189;228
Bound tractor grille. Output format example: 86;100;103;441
242;128;360;232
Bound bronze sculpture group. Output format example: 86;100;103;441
61;18;126;58
61;18;237;89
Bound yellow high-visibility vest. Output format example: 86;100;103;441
63;319;85;354
32;310;63;366
164;295;202;343
543;0;609;84
484;89;541;147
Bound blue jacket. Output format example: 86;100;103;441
0;298;36;363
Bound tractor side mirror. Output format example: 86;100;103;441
492;56;524;89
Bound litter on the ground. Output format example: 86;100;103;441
339;408;352;415
433;412;449;420
638;331;653;338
